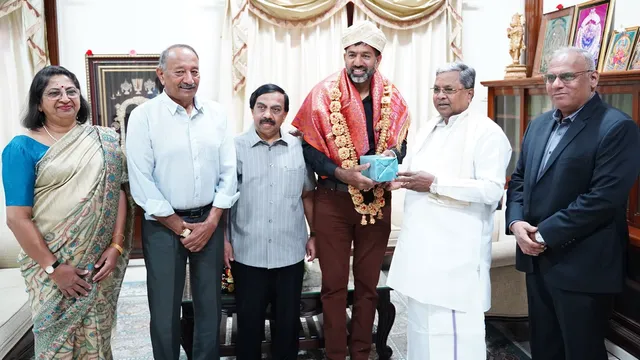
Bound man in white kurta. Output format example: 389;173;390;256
387;62;512;360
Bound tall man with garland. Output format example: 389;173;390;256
292;20;411;360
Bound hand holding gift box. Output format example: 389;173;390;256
359;154;398;183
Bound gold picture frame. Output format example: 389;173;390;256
570;0;615;71
602;26;640;72
533;6;576;76
627;35;640;70
85;54;161;152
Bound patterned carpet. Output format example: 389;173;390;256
112;281;532;359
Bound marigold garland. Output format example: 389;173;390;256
329;75;393;225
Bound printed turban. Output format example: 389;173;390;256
341;21;387;53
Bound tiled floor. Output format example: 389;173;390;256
117;261;635;360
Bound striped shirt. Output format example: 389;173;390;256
229;129;316;269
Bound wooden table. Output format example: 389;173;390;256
180;261;396;359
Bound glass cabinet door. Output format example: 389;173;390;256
494;95;521;176
600;93;634;117
527;95;553;123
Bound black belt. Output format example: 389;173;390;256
318;178;349;192
174;203;212;218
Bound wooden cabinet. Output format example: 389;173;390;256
482;70;640;357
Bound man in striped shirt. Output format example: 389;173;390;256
225;84;316;360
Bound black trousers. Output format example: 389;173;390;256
232;260;305;360
526;272;614;360
142;214;223;360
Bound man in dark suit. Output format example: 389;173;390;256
506;46;640;360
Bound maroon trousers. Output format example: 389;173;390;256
314;186;391;360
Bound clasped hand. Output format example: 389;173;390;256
511;221;546;256
182;220;217;252
51;264;92;299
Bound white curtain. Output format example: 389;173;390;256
221;8;348;134
353;5;459;147
0;7;38;251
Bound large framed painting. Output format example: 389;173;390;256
570;0;615;71
627;36;640;70
602;27;639;72
85;54;161;151
533;6;576;76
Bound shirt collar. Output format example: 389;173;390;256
552;92;595;123
159;91;203;116
437;107;470;126
246;128;290;147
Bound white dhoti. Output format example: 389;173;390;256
407;297;486;360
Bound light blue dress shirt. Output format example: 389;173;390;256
126;92;239;220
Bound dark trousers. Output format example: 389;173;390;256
526;271;614;360
232;260;305;360
142;214;224;360
314;186;391;360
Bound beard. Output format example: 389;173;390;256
348;66;376;84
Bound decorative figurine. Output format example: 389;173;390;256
505;13;528;79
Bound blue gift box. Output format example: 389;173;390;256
359;155;398;182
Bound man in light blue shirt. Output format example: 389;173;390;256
126;44;238;360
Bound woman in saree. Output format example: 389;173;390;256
2;65;134;359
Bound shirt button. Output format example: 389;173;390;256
196;176;200;180
270;183;274;187
269;200;274;204
268;219;272;223
268;239;272;243
269;163;274;167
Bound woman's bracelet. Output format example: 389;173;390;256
112;234;125;244
109;243;124;255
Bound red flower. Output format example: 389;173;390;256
556;4;564;10
129;49;136;55
85;49;93;56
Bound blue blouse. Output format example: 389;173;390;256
2;135;50;206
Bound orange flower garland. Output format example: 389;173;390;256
329;76;393;225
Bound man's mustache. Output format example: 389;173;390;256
260;118;276;125
179;83;196;89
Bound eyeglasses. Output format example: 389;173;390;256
431;87;467;95
255;103;283;115
542;70;593;84
44;88;80;100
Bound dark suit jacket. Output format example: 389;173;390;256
506;93;640;294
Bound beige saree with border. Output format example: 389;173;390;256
18;125;134;359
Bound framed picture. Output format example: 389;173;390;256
570;0;615;71
533;6;576;76
601;27;640;72
85;54;161;151
627;36;640;70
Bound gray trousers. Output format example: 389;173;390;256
142;214;223;360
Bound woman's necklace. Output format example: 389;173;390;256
43;123;76;142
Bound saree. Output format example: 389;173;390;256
18;125;134;359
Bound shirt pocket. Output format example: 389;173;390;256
282;166;305;198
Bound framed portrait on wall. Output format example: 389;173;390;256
627;36;640;70
533;6;576;76
601;27;639;72
570;0;615;71
85;54;161;152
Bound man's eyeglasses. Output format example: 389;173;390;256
542;70;593;84
255;103;283;115
44;88;81;100
431;87;467;95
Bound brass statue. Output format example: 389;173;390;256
505;13;527;79
507;13;526;64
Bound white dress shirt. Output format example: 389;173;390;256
126;92;239;219
387;111;512;313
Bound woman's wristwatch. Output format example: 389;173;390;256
44;259;61;275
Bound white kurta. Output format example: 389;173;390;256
387;110;512;313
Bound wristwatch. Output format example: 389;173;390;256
44;259;61;275
180;228;192;238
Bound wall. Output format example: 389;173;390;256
56;0;226;102
461;0;525;116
